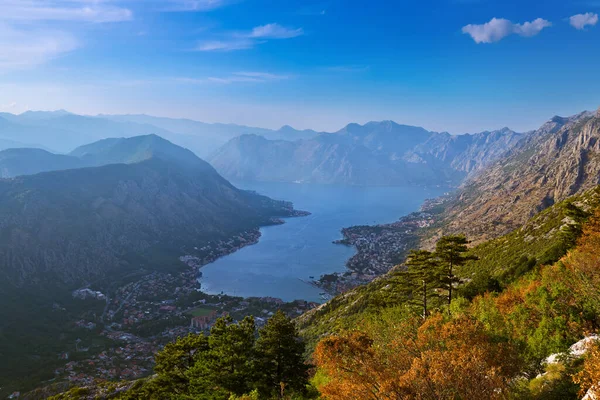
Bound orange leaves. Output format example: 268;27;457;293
314;314;520;400
565;209;600;290
573;341;600;397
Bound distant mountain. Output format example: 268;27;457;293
0;148;83;178
0;134;206;178
0;135;299;288
70;134;210;169
104;114;320;142
209;122;523;186
438;109;600;241
0;137;47;152
0;111;321;156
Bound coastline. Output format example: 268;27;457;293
315;196;449;294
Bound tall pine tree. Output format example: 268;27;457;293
403;249;441;318
189;316;256;399
254;310;309;398
435;235;477;309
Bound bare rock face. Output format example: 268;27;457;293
209;122;523;186
439;110;600;242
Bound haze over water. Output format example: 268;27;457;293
199;182;446;302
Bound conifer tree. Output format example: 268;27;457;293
403;249;441;318
254;310;309;398
153;333;208;395
435;235;477;308
188;316;256;399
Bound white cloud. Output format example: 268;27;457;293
249;23;304;39
196;23;303;51
195;39;256;51
0;1;132;71
234;71;289;80
0;0;133;23
161;0;233;12
1;101;17;109
174;71;289;84
462;17;551;44
569;13;599;30
0;23;79;71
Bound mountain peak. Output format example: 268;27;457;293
70;134;213;171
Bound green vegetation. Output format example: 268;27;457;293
310;200;600;399
297;186;600;349
112;311;311;400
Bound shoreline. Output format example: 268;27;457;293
181;209;315;301
315;196;449;294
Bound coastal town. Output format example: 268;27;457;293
49;227;319;389
317;196;449;294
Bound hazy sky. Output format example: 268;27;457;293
0;0;599;133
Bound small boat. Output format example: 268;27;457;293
309;276;315;279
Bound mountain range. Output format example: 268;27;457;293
0;135;299;289
0;111;320;157
209;121;523;186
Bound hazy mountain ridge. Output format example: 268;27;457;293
0;134;214;178
0;135;299;288
0;111;321;157
0;148;84;178
209;122;523;186
437;109;600;241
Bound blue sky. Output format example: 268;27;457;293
0;0;599;133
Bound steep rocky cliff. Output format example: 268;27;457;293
209;122;523;186
439;110;600;241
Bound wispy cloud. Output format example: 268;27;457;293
1;101;17;109
248;23;304;39
0;23;79;71
161;0;235;12
195;39;256;51
462;17;552;44
0;1;132;71
196;23;304;51
569;12;598;30
175;71;289;84
0;0;133;23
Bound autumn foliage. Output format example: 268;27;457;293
314;313;519;400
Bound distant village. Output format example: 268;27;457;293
54;230;319;387
319;196;448;294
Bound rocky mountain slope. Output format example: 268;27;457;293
438;109;600;242
209;121;523;186
0;135;298;288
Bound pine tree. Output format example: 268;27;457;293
254;310;309;398
435;235;478;309
403;249;441;318
188;316;256;399
153;333;209;395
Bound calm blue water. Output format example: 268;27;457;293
199;182;446;302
